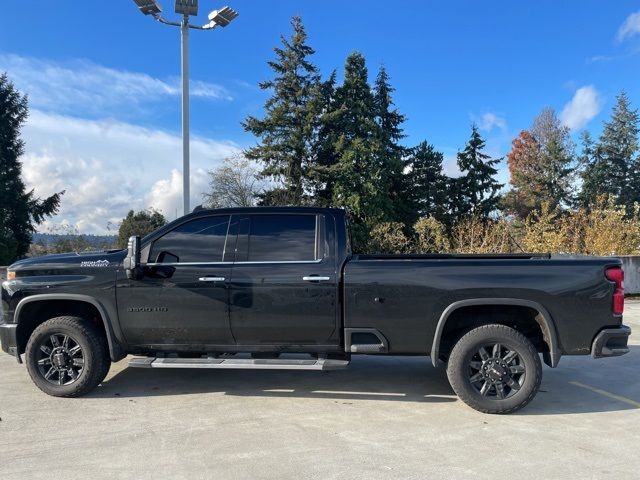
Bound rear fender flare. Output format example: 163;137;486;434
430;298;561;368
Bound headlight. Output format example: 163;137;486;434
6;271;15;281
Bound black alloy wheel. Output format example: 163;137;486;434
35;333;85;386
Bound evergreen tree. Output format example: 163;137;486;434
577;131;604;208
329;52;392;248
0;73;63;264
455;125;503;217
307;71;339;207
117;209;166;249
373;66;411;226
242;16;320;205
591;92;639;208
407;141;449;222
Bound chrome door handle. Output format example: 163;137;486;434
198;277;225;282
302;276;331;282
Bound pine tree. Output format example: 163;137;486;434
577;131;605;208
455;125;503;217
329;52;391;249
592;92;639;208
0;73;63;264
307;71;338;207
242;16;320;205
373;66;411;226
407;141;449;222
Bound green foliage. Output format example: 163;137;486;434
117;209;166;249
580;92;639;209
407;141;449;223
307;71;339;207
373;66;411;227
242;16;320;206
453;125;503;217
327;52;396;249
0;73;63;265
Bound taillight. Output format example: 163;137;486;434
605;267;624;315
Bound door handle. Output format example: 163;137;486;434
198;277;225;282
302;276;331;282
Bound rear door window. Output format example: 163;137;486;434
247;214;317;262
149;215;230;263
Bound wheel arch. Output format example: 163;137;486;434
14;294;125;362
431;298;561;368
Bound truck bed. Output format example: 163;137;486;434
343;255;620;358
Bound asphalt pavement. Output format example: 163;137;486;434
1;302;639;479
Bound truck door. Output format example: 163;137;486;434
116;214;234;347
228;213;339;346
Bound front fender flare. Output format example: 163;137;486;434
14;293;125;362
430;298;561;368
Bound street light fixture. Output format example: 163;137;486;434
175;0;198;16
133;0;162;16
131;1;239;216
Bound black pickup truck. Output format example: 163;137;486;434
0;207;631;413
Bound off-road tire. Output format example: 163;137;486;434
446;324;542;414
25;316;110;397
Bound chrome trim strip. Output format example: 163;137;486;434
145;262;233;266
235;259;322;265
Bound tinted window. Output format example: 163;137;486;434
248;215;316;262
150;215;230;263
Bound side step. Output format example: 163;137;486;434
128;356;350;371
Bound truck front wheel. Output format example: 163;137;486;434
25;316;110;397
446;324;542;414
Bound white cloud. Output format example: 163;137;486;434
442;154;462;178
560;85;601;130
0;53;232;117
477;112;507;132
617;11;640;42
23;110;241;234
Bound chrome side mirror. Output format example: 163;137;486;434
123;236;141;279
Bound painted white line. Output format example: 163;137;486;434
312;390;406;397
263;389;295;393
569;381;640;408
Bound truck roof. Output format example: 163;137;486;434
190;205;345;216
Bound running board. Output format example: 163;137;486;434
128;356;350;371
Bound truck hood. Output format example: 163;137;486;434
9;250;127;273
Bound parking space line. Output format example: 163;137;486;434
569;381;640;408
312;390;406;397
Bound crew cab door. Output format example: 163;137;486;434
116;215;234;347
228;213;339;346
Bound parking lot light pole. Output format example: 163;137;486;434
132;0;239;216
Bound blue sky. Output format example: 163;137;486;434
1;1;640;233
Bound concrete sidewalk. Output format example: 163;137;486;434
0;304;639;480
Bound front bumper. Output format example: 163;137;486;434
0;323;19;361
591;325;631;358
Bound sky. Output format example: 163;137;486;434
1;1;640;234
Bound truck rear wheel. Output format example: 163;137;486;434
446;324;542;414
25;316;110;397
